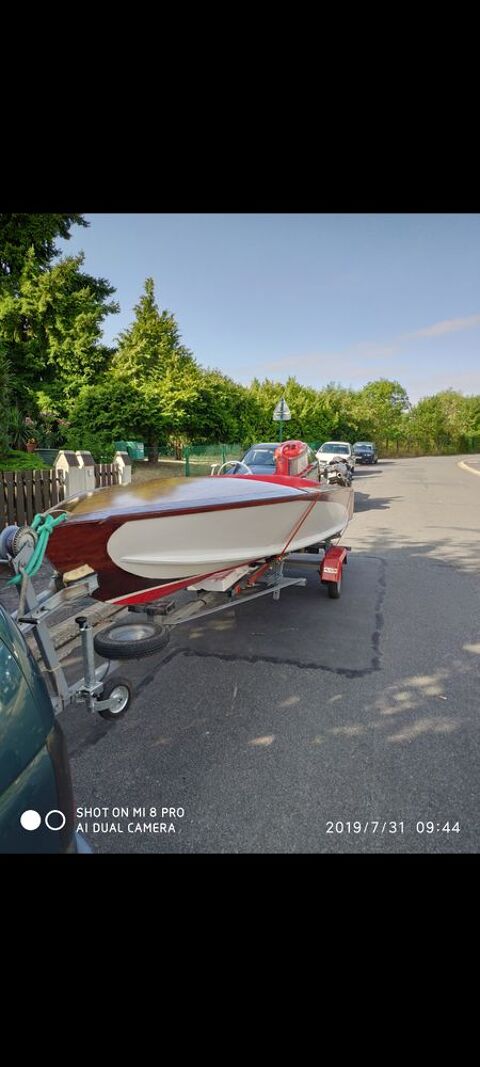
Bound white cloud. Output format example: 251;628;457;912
409;314;480;339
252;312;480;387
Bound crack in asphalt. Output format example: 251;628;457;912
371;558;386;670
160;645;377;677
69;559;388;757
160;557;388;677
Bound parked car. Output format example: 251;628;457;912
316;441;355;476
0;602;91;854
215;441;320;480
352;441;378;465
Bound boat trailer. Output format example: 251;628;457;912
0;526;132;720
1;522;350;721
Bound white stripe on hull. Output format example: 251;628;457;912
107;497;350;581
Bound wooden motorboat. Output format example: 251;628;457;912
46;474;354;606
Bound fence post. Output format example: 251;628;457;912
53;450;84;499
185;447;190;477
75;451;96;493
114;451;132;485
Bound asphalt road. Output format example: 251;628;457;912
57;456;480;854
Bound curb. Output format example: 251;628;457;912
457;460;480;477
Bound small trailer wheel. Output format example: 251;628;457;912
327;574;342;598
94;621;170;659
98;676;133;720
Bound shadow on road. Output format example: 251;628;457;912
354;521;480;573
51;514;480;854
353;492;400;512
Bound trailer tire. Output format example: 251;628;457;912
94;621;170;659
327;575;342;598
98;676;133;720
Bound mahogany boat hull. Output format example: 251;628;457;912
46;475;354;605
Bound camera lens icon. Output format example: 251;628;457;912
20;809;66;831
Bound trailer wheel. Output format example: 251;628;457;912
98;676;133;720
327;574;342;598
94;620;170;659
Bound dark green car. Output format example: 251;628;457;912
0;602;90;854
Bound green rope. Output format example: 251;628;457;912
8;512;68;585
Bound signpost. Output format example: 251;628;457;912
273;397;291;442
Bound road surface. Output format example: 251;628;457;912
57;455;480;853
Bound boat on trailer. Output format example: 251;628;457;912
45;473;354;607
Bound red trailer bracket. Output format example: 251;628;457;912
319;544;350;597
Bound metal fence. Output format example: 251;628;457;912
1;468;65;527
183;444;243;477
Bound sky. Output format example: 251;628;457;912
58;214;480;404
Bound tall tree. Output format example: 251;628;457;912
0;250;118;409
0;214;87;285
111;277;200;459
112;277;197;383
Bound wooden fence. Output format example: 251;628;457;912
1;469;65;528
95;463;120;488
1;463;120;527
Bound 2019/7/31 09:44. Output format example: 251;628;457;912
325;820;460;834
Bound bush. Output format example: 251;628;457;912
63;429;116;463
0;449;50;471
6;407;33;450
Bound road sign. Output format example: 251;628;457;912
273;397;291;441
273;398;291;421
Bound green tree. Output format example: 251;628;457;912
111;277;200;459
0;249;118;409
67;378;149;440
282;377;321;441
0;343;10;456
317;383;360;442
464;394;480;449
0;214;87;286
112;277;196;384
247;378;288;439
408;390;476;453
67;369;204;462
151;367;202;457
246;378;361;444
189;369;259;445
356;379;410;450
